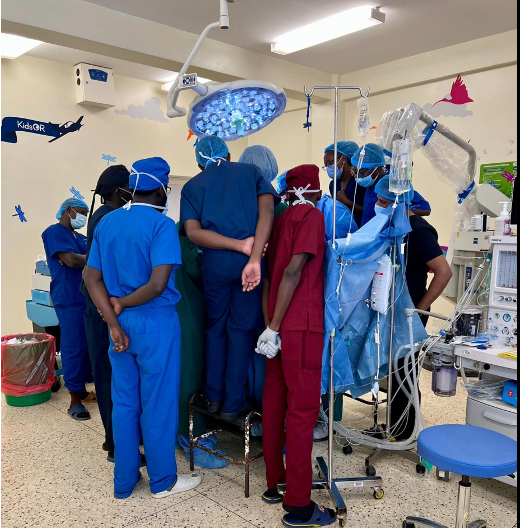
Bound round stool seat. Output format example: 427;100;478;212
417;425;517;479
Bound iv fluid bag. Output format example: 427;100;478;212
357;97;370;139
389;138;413;195
371;254;392;314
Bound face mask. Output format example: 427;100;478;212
356;173;377;188
374;205;387;215
326;166;343;180
70;211;87;230
287;184;321;207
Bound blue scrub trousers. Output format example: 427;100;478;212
54;303;92;393
109;307;181;497
202;250;263;413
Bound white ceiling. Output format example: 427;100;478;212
78;0;518;74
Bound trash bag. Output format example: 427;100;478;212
1;333;56;396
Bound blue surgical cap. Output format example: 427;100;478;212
324;141;359;161
130;157;170;191
56;197;90;221
351;143;386;169
239;145;279;182
375;175;415;205
196;136;229;168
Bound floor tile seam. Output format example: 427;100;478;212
196;491;262;528
118;493;199;528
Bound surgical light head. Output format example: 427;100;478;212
375;175;415;205
195;135;230;168
188;80;286;142
239;145;279;183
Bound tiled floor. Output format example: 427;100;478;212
2;371;517;528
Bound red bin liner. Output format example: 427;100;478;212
1;333;56;396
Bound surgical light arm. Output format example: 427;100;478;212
167;0;230;118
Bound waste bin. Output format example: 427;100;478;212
1;333;56;407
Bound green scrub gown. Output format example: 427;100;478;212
176;225;207;439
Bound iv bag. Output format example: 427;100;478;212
357;97;370;139
371;254;392;314
389;138;413;195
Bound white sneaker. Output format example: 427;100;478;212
152;473;202;498
313;422;329;442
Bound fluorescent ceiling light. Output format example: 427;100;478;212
1;33;42;59
271;6;385;55
161;74;212;92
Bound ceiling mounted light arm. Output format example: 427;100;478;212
167;0;231;118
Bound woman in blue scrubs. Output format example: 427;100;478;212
323;141;365;227
85;157;201;499
42;198;94;420
180;136;278;420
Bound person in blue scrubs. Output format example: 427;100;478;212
323;141;365;227
42;198;94;420
180;136;278;420
85;157;201;499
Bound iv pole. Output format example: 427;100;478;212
277;85;384;527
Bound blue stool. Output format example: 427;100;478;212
404;425;517;528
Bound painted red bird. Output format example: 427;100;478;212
433;75;474;106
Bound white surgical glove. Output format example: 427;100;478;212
257;326;279;349
257;338;281;359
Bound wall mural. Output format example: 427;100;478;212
1;116;84;144
423;75;474;118
12;205;27;223
70;187;85;201
114;97;169;124
102;154;117;165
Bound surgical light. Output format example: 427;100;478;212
166;0;287;141
187;80;286;142
1;33;42;59
271;6;385;56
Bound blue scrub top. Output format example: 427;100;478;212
42;223;87;306
180;161;280;239
87;206;182;310
361;185;431;227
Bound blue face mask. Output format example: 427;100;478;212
356;174;377;187
326;165;343;179
374;205;387;215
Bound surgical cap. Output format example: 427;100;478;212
324;141;359;161
286;165;320;191
239;145;279;182
375;175;415;205
351;143;386;169
56;197;90;221
130;157;170;191
196;136;229;168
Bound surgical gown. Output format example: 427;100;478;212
88;206;182;497
42;224;91;394
180;161;279;414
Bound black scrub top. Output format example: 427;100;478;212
79;204;114;302
405;215;444;307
